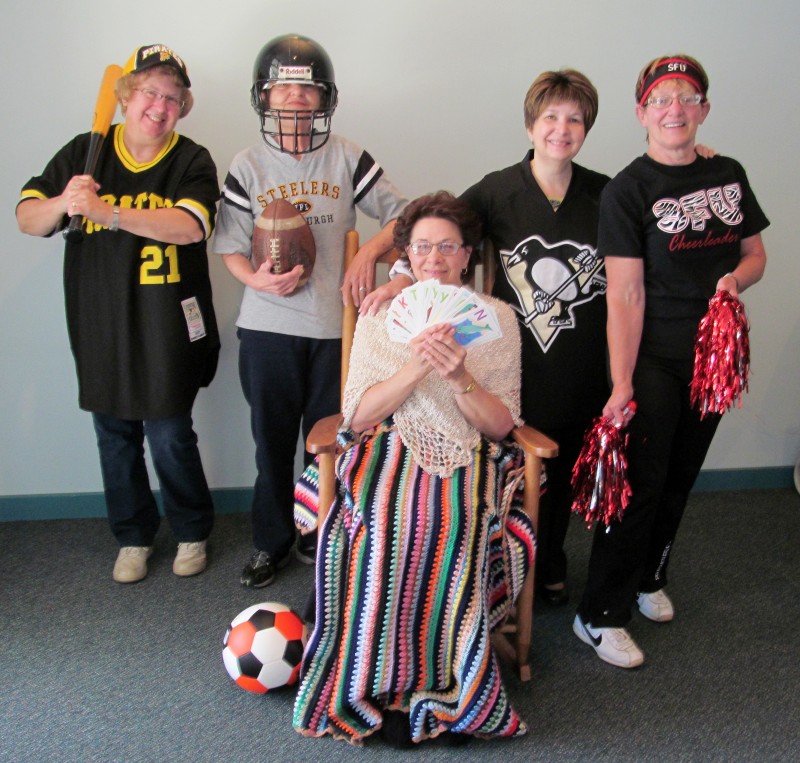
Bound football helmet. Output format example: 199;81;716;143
251;34;338;154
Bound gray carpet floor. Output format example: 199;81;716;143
1;488;798;762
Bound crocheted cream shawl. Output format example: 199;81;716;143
341;293;523;477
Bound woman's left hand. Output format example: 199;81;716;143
695;144;718;159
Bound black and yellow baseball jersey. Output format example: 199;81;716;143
19;124;220;419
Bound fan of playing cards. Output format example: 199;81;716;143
385;280;503;348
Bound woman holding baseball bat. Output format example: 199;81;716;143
16;44;220;584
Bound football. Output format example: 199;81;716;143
251;198;316;292
222;602;308;693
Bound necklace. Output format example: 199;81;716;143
531;158;568;212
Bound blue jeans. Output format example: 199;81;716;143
92;412;214;547
237;328;340;557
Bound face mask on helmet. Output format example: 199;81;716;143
250;34;338;154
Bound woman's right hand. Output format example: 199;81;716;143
407;328;440;381
17;174;100;238
603;383;636;428
348;327;433;433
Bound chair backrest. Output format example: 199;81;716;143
341;230;360;401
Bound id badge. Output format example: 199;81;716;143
181;297;207;342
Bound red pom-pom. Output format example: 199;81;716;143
690;290;750;418
571;411;635;527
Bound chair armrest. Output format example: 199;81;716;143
306;414;344;455
512;424;559;459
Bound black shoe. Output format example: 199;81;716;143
441;731;471;747
538;583;569;606
379;710;413;749
240;550;290;588
295;531;317;566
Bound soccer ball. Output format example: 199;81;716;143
222;602;308;693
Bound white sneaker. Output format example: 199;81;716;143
573;614;644;668
113;546;153;584
637;589;674;622
173;541;207;577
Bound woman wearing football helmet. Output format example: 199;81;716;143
250;34;338;154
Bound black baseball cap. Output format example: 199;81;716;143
123;44;191;87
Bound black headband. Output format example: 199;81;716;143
637;58;705;106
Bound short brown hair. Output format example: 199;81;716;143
523;69;599;132
393;191;482;283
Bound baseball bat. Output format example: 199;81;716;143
63;64;124;242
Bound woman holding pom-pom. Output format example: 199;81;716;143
573;54;768;668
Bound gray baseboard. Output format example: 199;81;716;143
0;467;795;522
691;466;795;492
0;487;252;522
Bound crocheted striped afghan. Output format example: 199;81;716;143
292;421;534;745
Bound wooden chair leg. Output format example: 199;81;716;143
515;453;543;681
515;564;535;682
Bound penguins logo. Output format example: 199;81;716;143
499;235;606;351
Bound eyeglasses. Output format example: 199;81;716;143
406;240;464;257
134;87;185;110
646;93;704;109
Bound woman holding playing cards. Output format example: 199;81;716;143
293;192;530;747
573;54;768;669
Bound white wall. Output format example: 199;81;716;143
1;0;798;498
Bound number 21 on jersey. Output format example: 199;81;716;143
140;245;180;284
